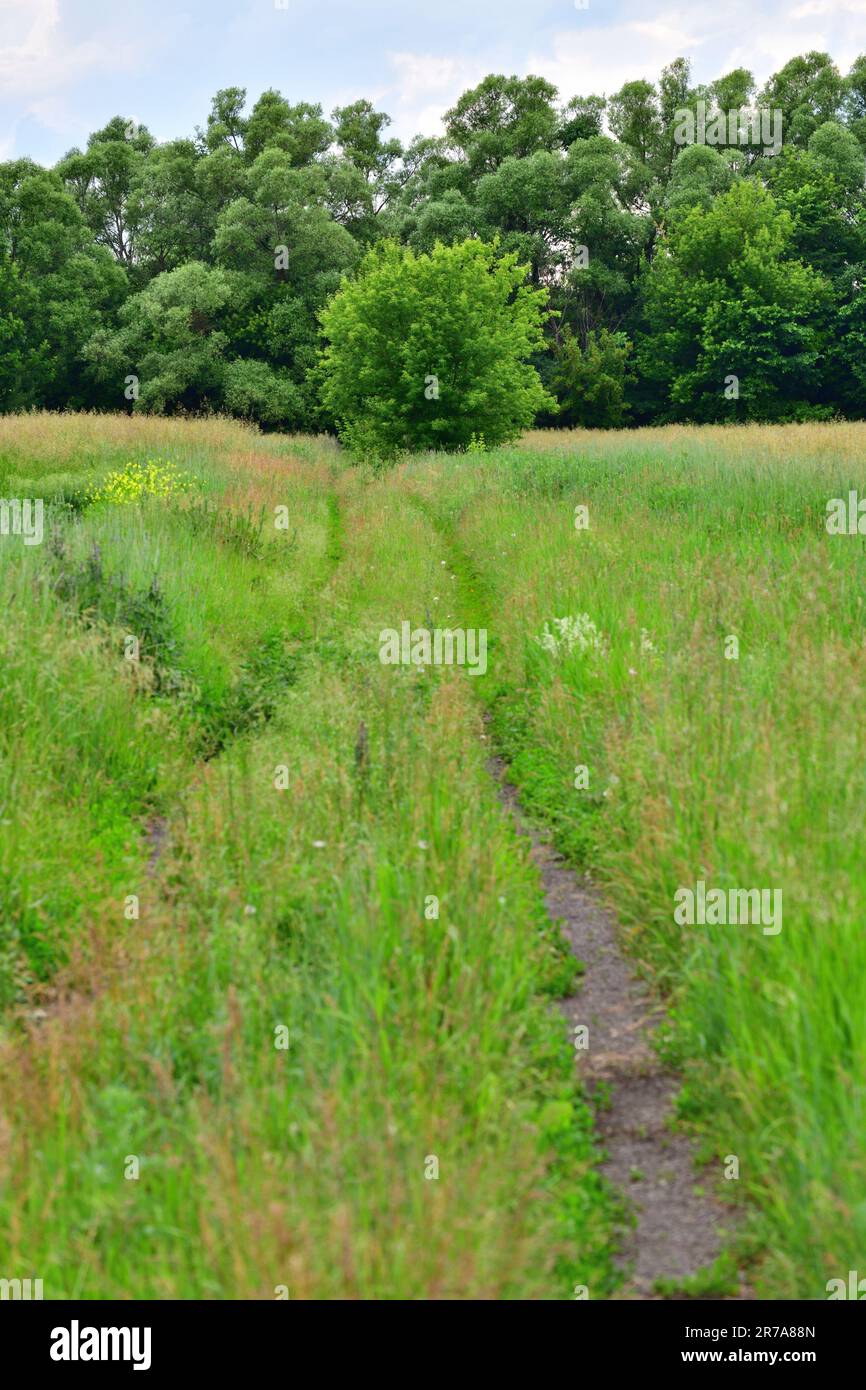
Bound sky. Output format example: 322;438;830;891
2;0;866;165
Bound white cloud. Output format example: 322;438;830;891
791;0;866;16
0;0;140;99
385;50;489;140
522;0;865;108
383;51;492;138
0;0;176;157
526;20;690;99
342;0;866;153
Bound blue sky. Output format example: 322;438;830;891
2;0;865;165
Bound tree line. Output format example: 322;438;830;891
1;50;865;434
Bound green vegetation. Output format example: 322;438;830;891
319;238;553;459
1;412;864;1300
399;420;866;1299
0;413;616;1299
2;52;866;436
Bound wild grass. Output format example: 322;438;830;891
4;412;862;1300
0;414;616;1299
400;421;866;1298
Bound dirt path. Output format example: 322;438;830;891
402;483;746;1299
490;751;745;1300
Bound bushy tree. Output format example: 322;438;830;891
444;75;560;174
57;117;154;273
0;160;125;409
759;52;845;148
85;261;233;413
635;180;830;421
665;144;734;220
222;358;304;425
551;328;632;428
319;238;555;458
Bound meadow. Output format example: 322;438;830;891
0;412;863;1299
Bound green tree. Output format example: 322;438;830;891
444;75;560;175
127;139;214;275
475;150;570;284
319;238;555;458
665;144;734;220
245;91;333;166
635;180;830;421
760;52;845;147
551;328;632;428
85;261;233;413
561;136;649;342
57;116;154;272
558;95;606;149
222;357;304;425
201;87;248;155
0;160;125;409
844;54;866;149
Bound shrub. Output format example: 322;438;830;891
318;237;555;460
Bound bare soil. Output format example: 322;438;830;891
490;754;747;1300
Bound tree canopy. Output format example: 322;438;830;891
1;53;865;436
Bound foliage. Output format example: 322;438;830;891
635;180;831;421
1;51;865;430
319;238;555;458
551;328;633;428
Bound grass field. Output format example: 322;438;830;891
1;412;864;1299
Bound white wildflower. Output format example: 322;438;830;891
535;614;607;658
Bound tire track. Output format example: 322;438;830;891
406;482;746;1299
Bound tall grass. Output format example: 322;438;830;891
5;411;861;1299
400;421;866;1298
0;414;617;1299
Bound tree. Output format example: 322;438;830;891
127;139;214;275
665;144;734;220
551;328;633;428
201;88;248;155
331;99;403;219
607;80;662;172
444;75;560;175
85;261;234;413
710;68;756;116
635;180;830;421
475;150;570;284
844;54;866;149
760;53;845;147
57;116;154;273
0;160;125;409
560;136;649;343
245;91;333;166
319;238;555;458
558;96;606;149
222;358;304;425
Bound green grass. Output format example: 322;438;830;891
398;421;866;1299
3;411;864;1300
0;414;617;1300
